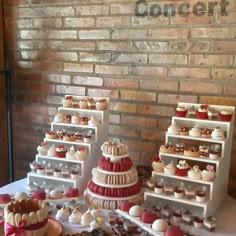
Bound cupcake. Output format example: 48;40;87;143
96;98;108;110
160;143;175;153
174;185;184;198
87;98;96;109
188;105;196;117
201;165;215;181
189;126;201;137
204;216;216;232
167;122;180;135
211;126;224;140
154;181;164;194
66;146;76;160
175;160;190;176
207;107;218;120
151;157;164;172
196;104;208;119
199;145;209;158
55;205;70;222
184;146;200;157
196;187;207;203
200;128;211;138
62;95;73;108
188;165;201;180
164;161;176;175
75;146;87;160
71;112;80;124
64;114;72;123
68;208;82;224
54;111;64;123
179;126;189;135
88;115;100;126
79;99;88;109
175;105;187;117
209;144;220;159
37;142;49;155
80;117;89;125
47;144;56;157
219;109;233;121
84;132;92;143
55;145;67;158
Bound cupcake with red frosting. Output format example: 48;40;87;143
197;104;208;119
152;157;164;172
175;160;190;176
175;105;187;117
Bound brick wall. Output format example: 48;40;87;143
2;0;236;195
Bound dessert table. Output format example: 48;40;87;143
0;178;236;236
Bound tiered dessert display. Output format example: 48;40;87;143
145;103;234;217
84;141;144;210
27;95;109;193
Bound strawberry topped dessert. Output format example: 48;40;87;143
151;156;164;172
197;104;208;119
96;98;108;110
55;144;67;158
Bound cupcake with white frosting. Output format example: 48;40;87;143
55;205;70;222
68;208;82;224
167;122;180;135
201;165;215;181
66;146;76;160
164;161;176;175
188;165;202;180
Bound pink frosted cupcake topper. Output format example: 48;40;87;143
207;165;214;171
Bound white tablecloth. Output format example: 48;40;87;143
1;178;236;236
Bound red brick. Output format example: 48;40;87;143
125;140;156;153
31;0;76;3
34;61;63;71
56;85;86;96
3;0;30;5
131;15;168;26
64;18;95;28
140;79;178;91
46;74;72;84
180;82;222;94
80;52;111;63
213;41;236;53
96;16;130;27
104;78;138;89
97;41;132;51
157;118;172;131
5;19;33;29
149;54;187;65
189;54;233;66
16;72;42;81
168;67;211;79
113;53;147;64
110;102;137;113
121;115;156;128
16;61;33;69
34;18;63;28
190;27;235;39
171;13;214;24
95;65;128;75
110;3;134;14
79;30;110;39
28;82;55;93
200;96;236;106
21;51;78;61
149;28;189;39
213;68;236;80
63;40;95;51
131;66;167;77
11;80;27;90
158;94;198;104
217;11;236;24
133;41;168;52
64;63;93;73
3;6;18;17
120;90;156;102
109;125;139;138
109;114;120;124
141;130;165;142
137;104;174;117
87;89;119;99
75;5;109;15
73;76;103;87
20;30;77;39
224;84;236;96
112;29;147;40
17;40;63;50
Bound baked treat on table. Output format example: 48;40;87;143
219;109;233;121
164;183;174;195
188;165;202;180
55;144;67;158
63;132;76;142
87;98;96;109
184;185;195;199
188;105;196;117
140;210;158;224
75;146;87;160
151;219;168;232
14;192;29;201
64;114;72;123
175;143;185;154
80;116;89;125
160;143;175;153
165;225;184;236
66;146;76;160
88;115;100;126
209;144;220;159
4;198;48;236
207;107;218;120
119;200;135;212
173;209;182;224
151;156;164;172
68;208;82;224
96;98;108;110
211;126;225;139
201;165;216;181
55;205;70;222
174;185;184;198
65;187;79;198
101;141;128;156
179;126;189;135
71;112;80;124
175;104;187;117
45;130;57;139
62;95;73;108
193;216;203;228
167;122;180;135
199;145;209;158
204;216;216;231
79;99;89;109
196;188;207;202
47;144;56;157
0;193;11;204
184;146;200;157
196;104;208;119
84;133;92;143
31;190;47;200
164;161;176;175
182;210;193;225
54;111;64;123
175;160;190;176
37;142;49;155
128;205;144;217
189;126;201;137
201;128;211;138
